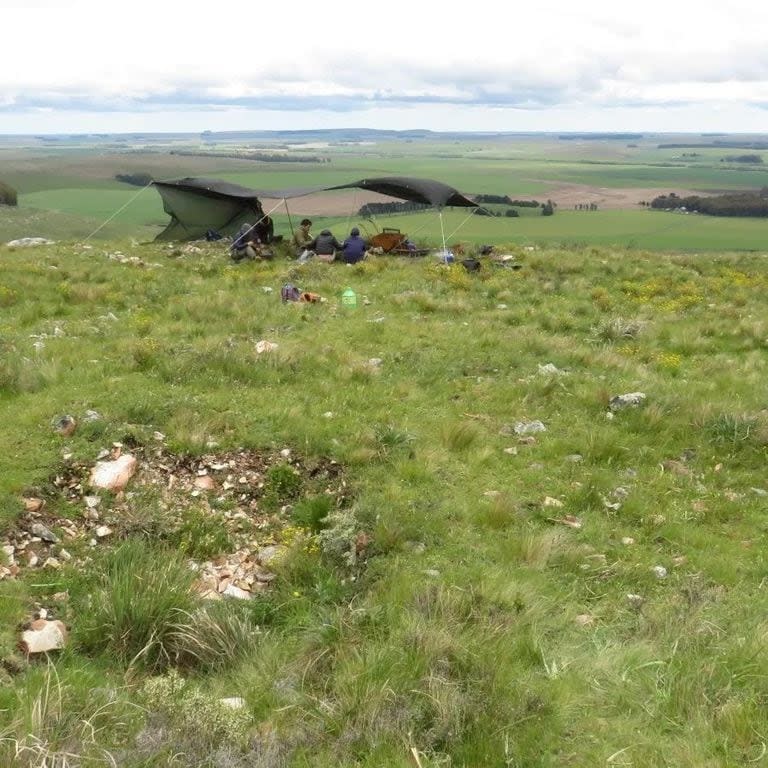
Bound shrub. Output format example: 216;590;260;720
0;181;17;206
140;669;251;747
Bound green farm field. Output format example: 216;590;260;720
2;132;768;250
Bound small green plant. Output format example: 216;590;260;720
171;508;232;559
704;412;762;448
290;494;333;533
262;462;303;510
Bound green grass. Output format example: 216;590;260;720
1;237;768;765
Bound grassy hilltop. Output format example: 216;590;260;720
1;236;768;766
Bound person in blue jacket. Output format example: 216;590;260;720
341;227;368;264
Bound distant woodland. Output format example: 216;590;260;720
650;189;768;217
170;150;326;163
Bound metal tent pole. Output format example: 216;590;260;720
439;208;447;254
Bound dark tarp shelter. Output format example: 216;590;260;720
323;176;477;253
152;177;272;242
324;176;477;209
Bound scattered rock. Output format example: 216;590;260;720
564;454;583;463
661;459;692;477
53;415;77;437
543;497;564;508
652;565;668;579
423;569;441;578
95;526;112;538
19;619;67;654
23;497;45;513
221;583;252;600
514;420;547;435
7;237;55;248
255;340;278;354
90;454;137;491
574;614;594;626
609;392;646;411
537;363;565;376
30;523;58;544
621;537;635;546
193;475;216;491
258;545;285;565
547;515;582;529
626;593;644;608
368;357;383;367
83;410;102;422
219;697;247;709
503;447;518;455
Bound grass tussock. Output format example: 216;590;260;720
73;541;259;672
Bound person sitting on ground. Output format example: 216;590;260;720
341;227;368;264
291;218;313;255
230;222;262;262
307;228;342;263
253;215;275;245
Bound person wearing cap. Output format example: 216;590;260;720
341;227;368;264
291;218;313;256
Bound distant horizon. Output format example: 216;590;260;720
3;128;768;139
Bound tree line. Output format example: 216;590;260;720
473;194;540;207
357;201;431;216
115;173;154;187
169;150;327;163
649;190;768;217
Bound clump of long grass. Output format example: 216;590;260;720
591;316;647;343
0;665;134;767
75;540;259;672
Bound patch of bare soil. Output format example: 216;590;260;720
261;190;398;217
532;182;703;210
2;441;349;600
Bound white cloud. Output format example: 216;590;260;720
2;0;768;131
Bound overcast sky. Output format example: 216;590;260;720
2;0;768;135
